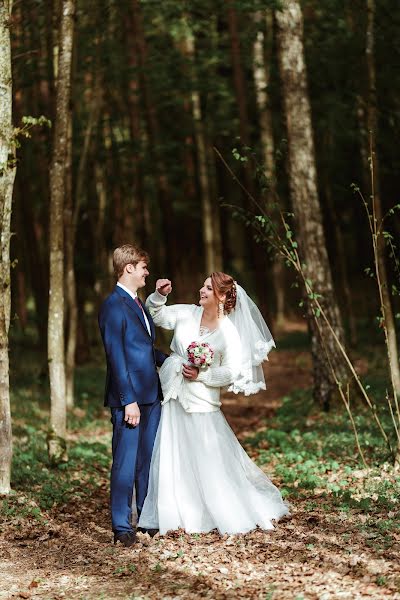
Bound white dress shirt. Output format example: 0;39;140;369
117;282;151;336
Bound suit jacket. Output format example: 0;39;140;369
98;285;167;407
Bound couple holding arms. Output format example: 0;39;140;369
98;244;288;547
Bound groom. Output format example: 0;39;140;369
98;244;167;547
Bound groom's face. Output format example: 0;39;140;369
130;260;149;289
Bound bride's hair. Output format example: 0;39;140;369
210;272;237;314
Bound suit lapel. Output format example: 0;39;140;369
115;286;151;337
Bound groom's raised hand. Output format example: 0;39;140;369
125;402;140;427
156;278;172;296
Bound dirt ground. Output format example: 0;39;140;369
1;344;399;600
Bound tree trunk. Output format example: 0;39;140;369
226;0;251;150
126;12;147;247
276;0;347;408
131;0;178;277
179;22;222;274
64;111;74;408
48;0;75;462
253;10;275;189
0;0;16;494
94;161;109;303
253;9;286;325
226;0;271;321
366;0;400;395
325;182;357;347
65;73;101;408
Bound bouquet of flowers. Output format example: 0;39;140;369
186;341;214;369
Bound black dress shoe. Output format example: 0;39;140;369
137;527;159;537
113;531;136;547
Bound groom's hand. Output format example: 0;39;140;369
156;278;172;296
125;402;140;427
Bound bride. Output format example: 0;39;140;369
138;272;289;535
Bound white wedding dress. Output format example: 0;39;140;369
138;292;289;535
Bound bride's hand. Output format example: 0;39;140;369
156;278;172;296
182;364;199;380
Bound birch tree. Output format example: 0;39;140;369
48;0;75;461
276;0;348;407
0;0;16;494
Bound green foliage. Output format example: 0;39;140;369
246;387;400;512
3;353;109;518
11;426;110;511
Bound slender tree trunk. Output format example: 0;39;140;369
13;5;50;351
253;10;275;189
131;0;178;277
276;0;348;408
94;161;109;303
126;13;147;247
16;262;28;331
226;0;250;150
179;22;222;274
64;111;74;408
48;0;75;461
226;0;272;320
65;74;101;407
0;0;16;494
325;183;357;347
253;10;286;325
16;177;49;352
366;0;400;395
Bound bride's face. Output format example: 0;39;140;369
199;277;217;310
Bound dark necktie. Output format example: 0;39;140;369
135;296;151;336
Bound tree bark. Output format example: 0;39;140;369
0;0;16;494
48;0;75;461
226;0;272;321
64;108;74;408
126;13;147;247
179;21;222;274
65;72;101;408
226;0;251;149
366;0;400;395
325;181;357;347
276;0;348;407
253;10;286;325
131;0;178;277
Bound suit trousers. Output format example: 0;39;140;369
110;399;161;534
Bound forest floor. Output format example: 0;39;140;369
1;323;400;599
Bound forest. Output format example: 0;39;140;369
0;0;400;598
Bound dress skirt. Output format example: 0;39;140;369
138;399;289;535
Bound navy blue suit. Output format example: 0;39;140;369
98;285;166;534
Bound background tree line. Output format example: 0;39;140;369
1;0;400;488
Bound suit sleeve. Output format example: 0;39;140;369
98;302;136;406
155;349;169;367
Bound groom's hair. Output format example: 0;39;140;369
113;244;150;278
